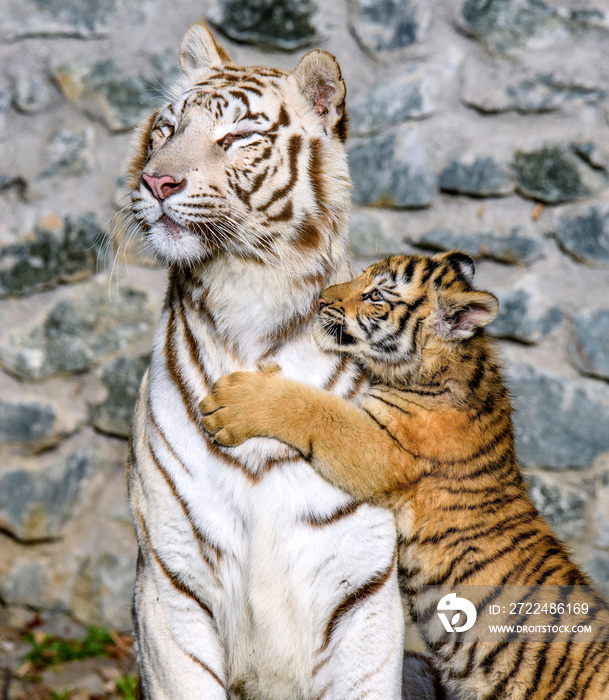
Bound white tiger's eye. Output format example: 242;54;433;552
150;121;174;151
219;132;254;150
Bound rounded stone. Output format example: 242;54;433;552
507;364;609;470
349;211;404;258
0;448;103;541
54;60;155;133
0;400;55;446
570;309;609;380
0;214;102;297
526;472;587;541
92;353;150;438
490;288;562;344
349;68;435;136
349;0;432;56
349;132;436;209
0;0;119;40
416;226;545;266
555;205;609;265
208;0;319;50
0;283;155;380
460;0;555;55
40;128;96;179
439;156;514;197
513;145;604;204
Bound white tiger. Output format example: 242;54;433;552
125;22;404;700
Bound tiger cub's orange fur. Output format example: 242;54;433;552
201;252;609;699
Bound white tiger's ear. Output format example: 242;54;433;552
180;22;232;74
437;291;498;340
289;50;348;141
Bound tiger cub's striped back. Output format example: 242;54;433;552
201;251;609;699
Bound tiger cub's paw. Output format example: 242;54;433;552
199;371;272;446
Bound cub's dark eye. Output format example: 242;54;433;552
363;289;384;302
219;132;254;150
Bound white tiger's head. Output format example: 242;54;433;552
126;23;350;269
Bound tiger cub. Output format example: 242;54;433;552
201;251;609;699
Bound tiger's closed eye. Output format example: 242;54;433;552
363;289;384;302
219;132;255;150
150;122;174;149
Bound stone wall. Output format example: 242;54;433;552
1;0;608;632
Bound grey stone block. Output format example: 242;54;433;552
0;559;51;608
0;448;102;541
460;0;556;55
594;465;609;549
54;59;157;133
92;353;149;438
208;0;319;50
0;214;102;297
40;128;96;179
526;471;588;541
513;145;605;204
349;68;435;136
349;132;436;209
465;71;606;114
570;309;609;380
588;550;609;599
349;211;405;258
490;288;562;344
349;0;432;56
439;156;514;197
97;552;137;632
416;226;545;266
507;364;609;470
0;400;55;446
555;205;609;265
0;283;155;380
12;73;55;114
506;75;606;114
0;0;119;40
460;0;608;56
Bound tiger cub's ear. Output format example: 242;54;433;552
289;50;348;141
444;251;476;285
436;290;499;340
180;22;232;74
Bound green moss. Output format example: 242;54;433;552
116;674;139;699
24;625;115;670
50;691;70;700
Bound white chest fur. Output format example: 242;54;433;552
129;269;403;699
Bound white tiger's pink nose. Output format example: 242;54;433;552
142;173;186;201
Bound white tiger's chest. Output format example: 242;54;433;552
142;312;398;697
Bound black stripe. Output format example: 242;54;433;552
419;259;439;285
489;640;527;696
320;551;396;652
418;509;539;548
362;407;415;453
258;133;302;212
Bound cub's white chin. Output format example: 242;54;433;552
146;218;211;266
313;321;346;354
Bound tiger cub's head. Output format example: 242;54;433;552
126;22;350;268
315;252;498;382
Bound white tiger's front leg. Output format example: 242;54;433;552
134;551;228;700
311;555;404;700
